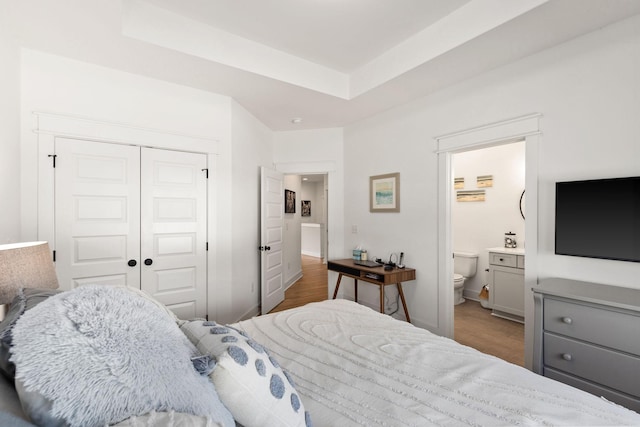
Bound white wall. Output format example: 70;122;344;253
273;128;344;298
344;14;640;344
301;223;322;258
17;49;276;324
453;142;526;299
283;174;303;287
230;100;274;320
0;18;21;244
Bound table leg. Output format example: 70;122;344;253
380;284;385;314
396;283;411;323
354;279;358;302
332;274;343;299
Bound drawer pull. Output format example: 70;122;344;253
562;317;573;324
562;353;573;361
499;258;504;262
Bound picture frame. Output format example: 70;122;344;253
284;189;296;213
301;200;311;217
370;172;400;212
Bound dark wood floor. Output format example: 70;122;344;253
270;255;524;366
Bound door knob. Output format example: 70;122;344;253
144;258;153;266
128;259;137;267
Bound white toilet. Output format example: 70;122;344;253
453;251;478;305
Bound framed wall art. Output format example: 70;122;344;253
370;172;400;212
284;189;296;213
301;200;311;217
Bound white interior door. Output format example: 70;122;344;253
54;138;141;289
260;167;285;314
140;148;208;319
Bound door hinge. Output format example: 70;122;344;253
52;250;56;262
201;168;208;179
206;242;209;251
48;154;57;168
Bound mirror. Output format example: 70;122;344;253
519;190;525;220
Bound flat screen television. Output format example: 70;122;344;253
555;176;640;263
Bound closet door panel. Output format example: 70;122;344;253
140;148;207;319
54;138;141;290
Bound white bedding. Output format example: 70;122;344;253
235;299;640;426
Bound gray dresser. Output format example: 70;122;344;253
533;278;640;412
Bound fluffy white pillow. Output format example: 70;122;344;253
181;321;311;427
10;286;234;427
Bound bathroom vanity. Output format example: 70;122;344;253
533;278;640;411
487;247;525;323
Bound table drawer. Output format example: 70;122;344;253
489;252;517;268
544;298;640;355
544;333;640;397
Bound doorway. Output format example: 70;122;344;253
299;174;328;263
451;141;526;366
436;113;541;369
279;173;328;300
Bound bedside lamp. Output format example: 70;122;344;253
0;242;59;311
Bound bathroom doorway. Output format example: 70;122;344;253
452;141;526;366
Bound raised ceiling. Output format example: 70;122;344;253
7;0;640;130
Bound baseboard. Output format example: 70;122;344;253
301;250;321;258
284;270;303;291
237;304;260;321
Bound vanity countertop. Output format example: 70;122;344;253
486;247;525;255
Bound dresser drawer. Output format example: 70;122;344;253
489;253;517;268
544;333;640;397
544;298;640;355
544;368;640;412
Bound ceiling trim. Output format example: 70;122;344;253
122;0;549;100
122;0;350;99
350;0;549;97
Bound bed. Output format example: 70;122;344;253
1;288;640;426
232;299;640;426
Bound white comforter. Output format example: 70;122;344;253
235;299;640;426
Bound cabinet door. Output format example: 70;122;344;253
491;266;524;317
54;138;141;289
140;148;208;319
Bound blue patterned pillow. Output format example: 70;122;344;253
181;321;312;427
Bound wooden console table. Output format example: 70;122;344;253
328;258;416;322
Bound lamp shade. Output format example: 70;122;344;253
0;241;59;305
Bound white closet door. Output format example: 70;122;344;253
54;138;141;290
140;148;208;319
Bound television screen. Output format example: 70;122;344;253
555;176;640;263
